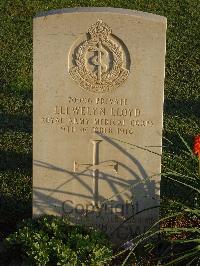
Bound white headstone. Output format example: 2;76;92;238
33;7;166;243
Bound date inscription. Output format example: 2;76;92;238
41;96;154;135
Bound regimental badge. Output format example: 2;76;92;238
69;20;130;93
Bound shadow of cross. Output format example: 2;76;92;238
74;139;118;207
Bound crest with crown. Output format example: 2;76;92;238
88;19;112;40
69;20;130;93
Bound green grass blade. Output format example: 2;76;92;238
162;174;200;193
177;132;196;158
164;247;200;266
162;227;200;234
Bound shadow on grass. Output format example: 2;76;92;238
0;113;32;133
0;194;31;239
161;132;198;206
0;88;32;239
162;97;199;155
164;99;200;118
162;131;193;155
0;88;32;130
0;151;31;171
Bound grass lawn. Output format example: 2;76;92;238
0;0;199;241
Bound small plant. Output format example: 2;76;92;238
113;134;200;265
147;135;200;265
0;216;113;265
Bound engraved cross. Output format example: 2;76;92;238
74;140;118;207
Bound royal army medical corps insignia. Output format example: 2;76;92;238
69;20;130;93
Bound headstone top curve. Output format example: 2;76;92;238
34;7;167;24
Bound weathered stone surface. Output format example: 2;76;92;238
33;7;166;243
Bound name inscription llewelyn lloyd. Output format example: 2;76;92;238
33;8;166;244
41;97;154;135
